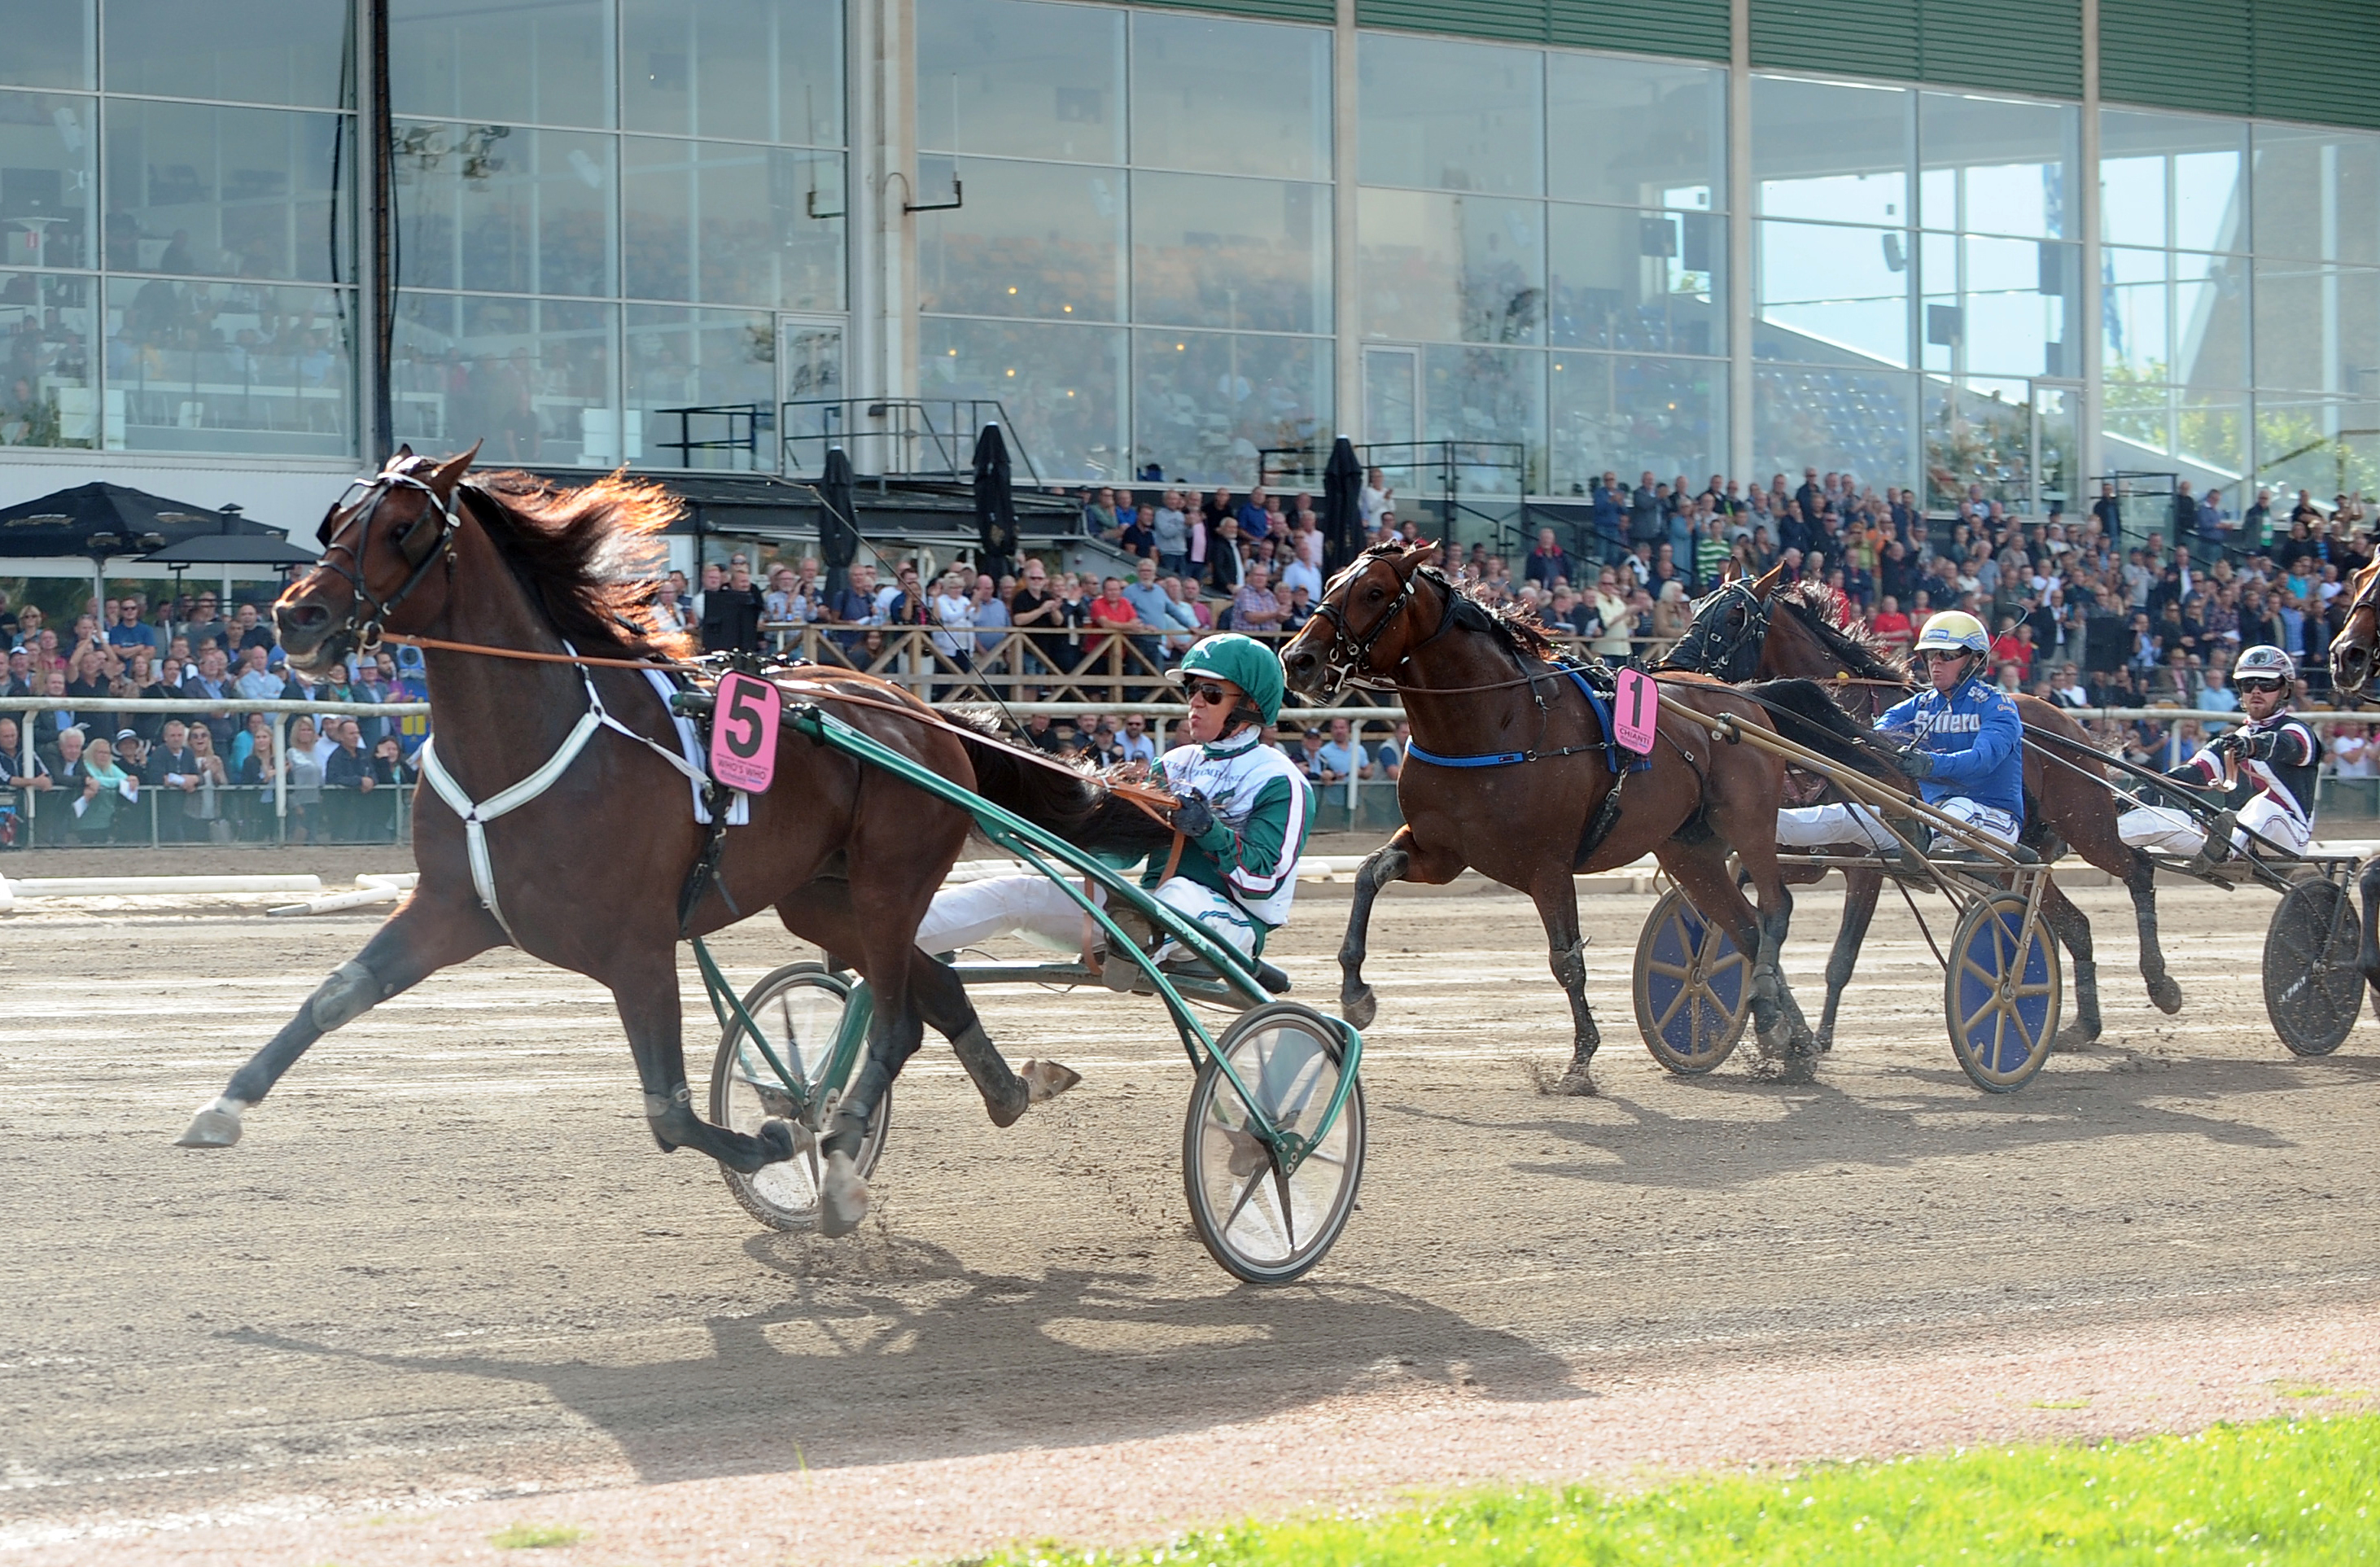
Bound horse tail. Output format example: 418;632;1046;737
1743;677;1905;784
952;725;1179;858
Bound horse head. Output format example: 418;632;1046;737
1658;562;1787;683
278;443;479;676
1280;541;1439;695
2331;556;2380;697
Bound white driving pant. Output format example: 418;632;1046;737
912;872;1262;964
1776;796;2019;851
2118;794;2310;858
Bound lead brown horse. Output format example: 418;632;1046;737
1280;541;1890;1090
1656;567;2182;1046
174;448;1169;1236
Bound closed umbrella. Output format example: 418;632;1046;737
817;446;860;573
1322;434;1365;574
973;422;1019;580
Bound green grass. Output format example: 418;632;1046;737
967;1415;2380;1565
488;1521;589;1550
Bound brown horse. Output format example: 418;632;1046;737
1656;567;2182;1046
174;448;1169;1236
2321;558;2380;991
1279;542;1888;1091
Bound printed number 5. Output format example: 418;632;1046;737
724;677;767;758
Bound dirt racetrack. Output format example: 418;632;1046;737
7;873;2380;1564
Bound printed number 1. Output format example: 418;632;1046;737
724;680;765;758
1626;679;1644;729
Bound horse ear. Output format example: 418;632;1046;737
1752;561;1789;596
426;440;483;500
392;444;414;462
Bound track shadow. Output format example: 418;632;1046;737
224;1238;1582;1488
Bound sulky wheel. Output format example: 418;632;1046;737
1182;1001;1365;1285
1945;891;2063;1092
709;962;890;1232
1633;886;1752;1075
2264;878;2364;1057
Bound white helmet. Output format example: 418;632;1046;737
2234;645;2295;685
1914;609;1990;658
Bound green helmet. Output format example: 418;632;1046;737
1173;632;1286;726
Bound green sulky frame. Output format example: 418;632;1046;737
688;701;1363;1179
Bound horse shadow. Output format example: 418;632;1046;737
225;1235;1583;1488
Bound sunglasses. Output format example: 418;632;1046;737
1187;682;1232;707
2238;677;2287;694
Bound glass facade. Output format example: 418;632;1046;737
7;0;2380;518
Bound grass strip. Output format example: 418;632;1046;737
969;1412;2380;1565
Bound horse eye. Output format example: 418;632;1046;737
1366;586;1384;601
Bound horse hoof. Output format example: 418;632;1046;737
818;1150;869;1237
755;1118;797;1165
1550;1064;1599;1097
2148;974;2184;1014
2055;1022;2102;1052
1341;987;1377;1031
1019;1059;1082;1105
174;1097;245;1149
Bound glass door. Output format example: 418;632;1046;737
778;317;846;475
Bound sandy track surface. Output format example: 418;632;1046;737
5;882;2379;1563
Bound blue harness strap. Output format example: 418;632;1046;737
1403;662;1653;773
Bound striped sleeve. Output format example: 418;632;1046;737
1223;773;1308;903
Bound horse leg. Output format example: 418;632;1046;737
615;949;798;1174
1817;868;1883;1053
2127;851;2184;1013
1338;830;1412;1030
906;949;1080;1125
1525;872;1600;1096
2038;880;2102;1048
1674;826;1818;1079
2357;860;2380;1000
177;891;503;1148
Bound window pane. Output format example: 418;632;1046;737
622;0;842;146
2255;394;2380;504
1753;76;1909;225
1547;204;1724;356
1755;219;1909;368
105;0;348;109
0;0;92;90
2102;244;2164;381
917;0;1123;162
917;156;1122;321
393;122;615;297
1358;188;1543;345
1920;234;2073;378
1358;33;1541;196
1422;344;1541;492
104;101;348;284
2252;125;2380;265
391;292;616;462
105;278;353;456
1132;171;1328;334
1752;364;1914;489
1547;55;1722;211
1132;329;1328;485
1131;14;1327;182
628;304;777;470
0;270;94;447
2253;260;2380;395
0;92;94;271
920;317;1127;482
1548;352;1722;497
1918;90;2076;239
624;138;842;310
1923;379;2037;513
2100;109;2247;252
2172;249;2247;388
2177;389;2245;479
392;0;615;129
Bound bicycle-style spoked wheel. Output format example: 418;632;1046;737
1632;886;1752;1075
1182;1002;1365;1285
2264;878;2365;1057
709;962;890;1232
1945;891;2062;1092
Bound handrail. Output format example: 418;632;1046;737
780;397;1043;485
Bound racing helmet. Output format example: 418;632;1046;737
1913;609;1991;658
2234;644;2296;685
1173;632;1286;726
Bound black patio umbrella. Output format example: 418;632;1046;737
816;446;860;573
1322;434;1366;573
0;481;287;606
142;534;319;568
973;422;1020;580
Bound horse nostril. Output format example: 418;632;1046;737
278;603;329;635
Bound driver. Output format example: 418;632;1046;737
2118;644;2319;860
912;632;1311;983
1775;609;2025;856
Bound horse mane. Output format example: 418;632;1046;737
462;470;695;662
1774;580;1907;685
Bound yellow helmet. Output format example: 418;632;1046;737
1914;609;1990;657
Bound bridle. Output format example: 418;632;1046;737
1653;578;1771;684
1306;557;1435;689
309;462;463;654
